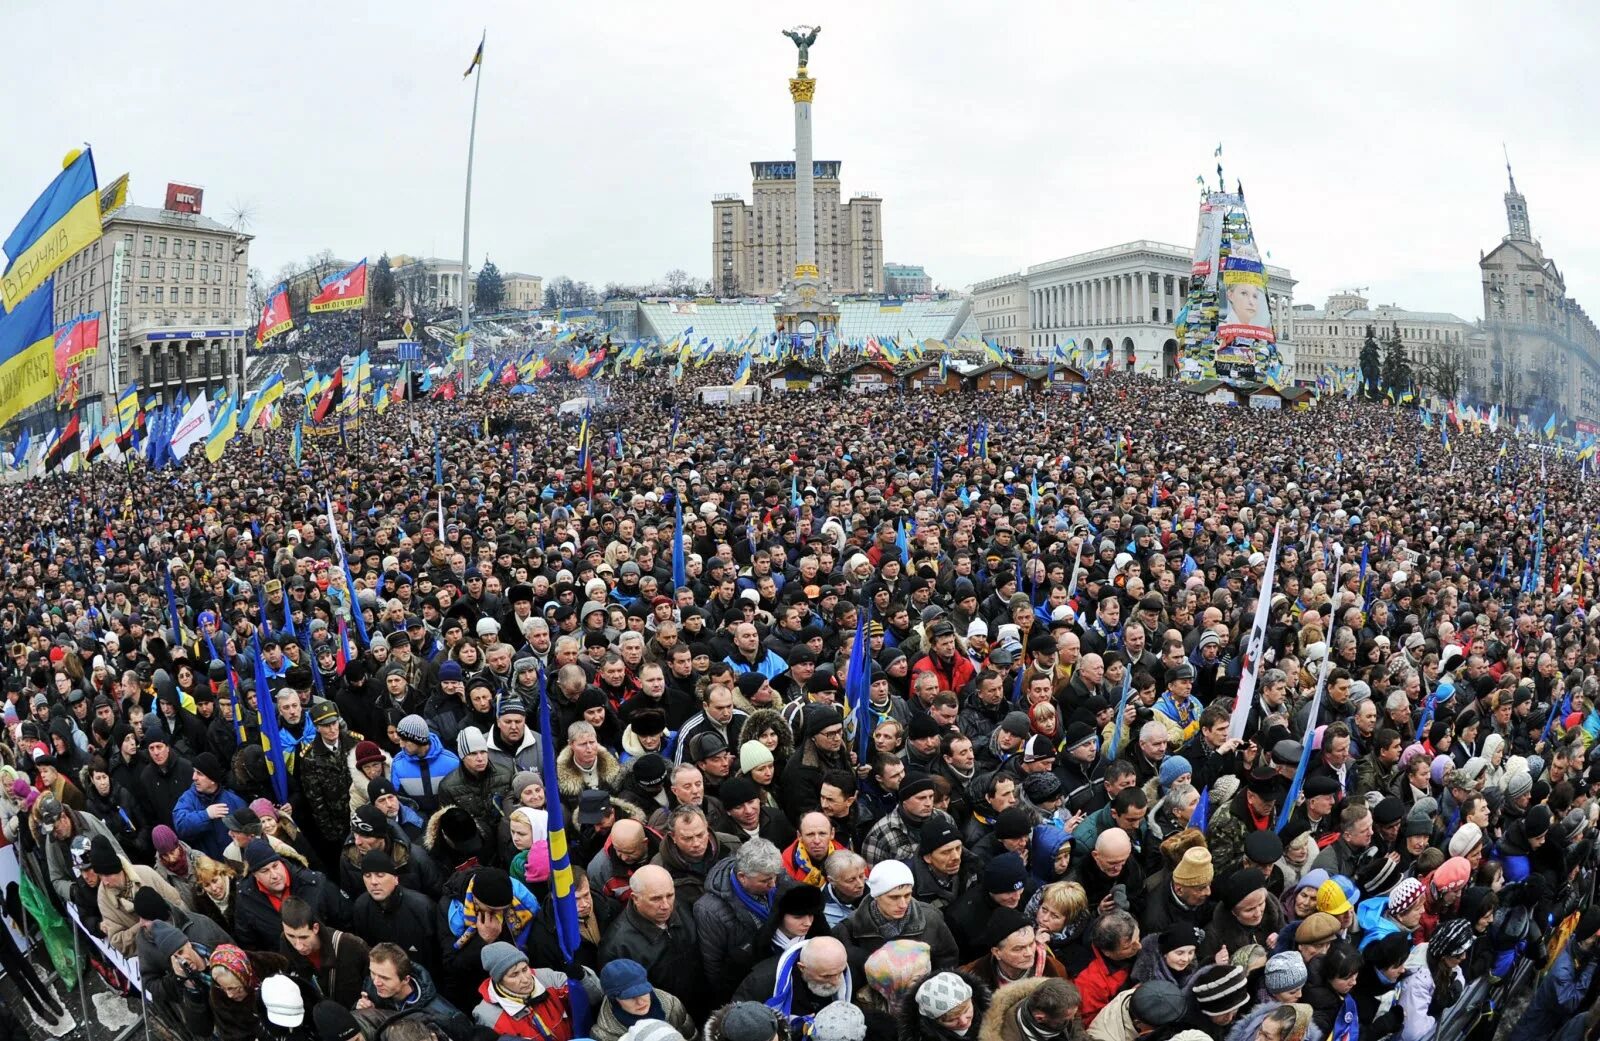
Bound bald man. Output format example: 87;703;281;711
586;818;657;912
1067;826;1146;918
733;934;849;1024
599;863;708;1016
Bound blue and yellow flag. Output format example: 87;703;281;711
205;397;238;462
537;669;591;1030
731;351;752;388
247;373;285;431
291;422;303;468
0;278;58;428
2;149;101;309
464;32;485;78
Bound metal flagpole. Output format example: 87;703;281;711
460;29;485;402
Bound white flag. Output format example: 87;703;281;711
1229;522;1283;739
169;391;212;462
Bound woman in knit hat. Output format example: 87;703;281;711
1394;917;1472;1041
346;739;390;811
590;958;696;1041
1200;869;1282;964
471;940;576;1040
1131;922;1203;987
899;971;991;1041
1262;951;1307;1004
739;739;780;807
1186;963;1253;1035
199;943;293;1041
741;708;794;780
1355;877;1424;951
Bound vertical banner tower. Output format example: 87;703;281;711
773;25;839;349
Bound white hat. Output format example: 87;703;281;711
261;974;304;1027
866;859;914;898
967;620;989;640
915;973;972;1019
457;726;491;757
476;617;501;636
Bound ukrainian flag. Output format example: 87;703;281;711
3;150;101;310
115;381;140;428
246;373;284;430
204;398;238;462
0;279;59;428
731;351;752;388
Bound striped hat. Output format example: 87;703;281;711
1190;963;1250;1016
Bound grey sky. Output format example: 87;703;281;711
5;1;1597;322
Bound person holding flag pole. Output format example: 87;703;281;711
1229;523;1282;739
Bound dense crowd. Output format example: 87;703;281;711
0;362;1598;1041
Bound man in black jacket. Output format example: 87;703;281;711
233;838;350;950
598;863;708;1019
349;849;440;971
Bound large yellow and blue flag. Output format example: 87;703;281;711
245;372;284;430
537;669;592;1031
0;278;59;428
731;351;752;388
204;397;238;462
2;149;101;310
464;32;485;78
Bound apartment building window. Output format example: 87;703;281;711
158;237;167;257
184;288;194;304
201;243;210;261
139;261;149;278
186;240;196;259
154;288;164;304
138;286;148;303
142;235;153;256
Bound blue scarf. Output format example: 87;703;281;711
766;939;853;1037
730;873;773;921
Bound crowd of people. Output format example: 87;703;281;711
0;357;1597;1041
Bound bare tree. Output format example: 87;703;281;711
1418;345;1464;403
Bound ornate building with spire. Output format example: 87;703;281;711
1478;160;1600;423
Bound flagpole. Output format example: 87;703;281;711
460;30;485;404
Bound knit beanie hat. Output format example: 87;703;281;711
810;1001;867;1041
1190;964;1250;1016
1158;755;1193;790
480;941;527;984
312;1001;362;1041
1265;951;1308;994
1388;877;1425;915
863;940;932;1006
620;1023;686;1041
867;859;914;898
915;972;973;1019
740;740;775;774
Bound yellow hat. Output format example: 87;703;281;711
1316;879;1353;916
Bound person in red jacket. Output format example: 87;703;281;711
1076;908;1141;1026
471;941;575;1040
911;623;977;696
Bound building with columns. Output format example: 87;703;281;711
970;273;1029;351
1020;240;1296;377
390;256;472;308
1478;164;1600;422
50;192;251;425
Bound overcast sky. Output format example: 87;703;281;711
6;1;1598;321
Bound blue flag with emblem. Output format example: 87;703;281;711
672;497;686;591
845;609;873;767
1277;659;1330;832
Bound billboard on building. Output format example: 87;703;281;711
164;183;203;214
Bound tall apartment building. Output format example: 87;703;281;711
712;161;883;297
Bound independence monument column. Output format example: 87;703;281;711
774;25;839;344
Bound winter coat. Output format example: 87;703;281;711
438;757;513;840
351;885;441;970
1198;896;1284;964
391;733;460;812
281;926;370;1008
98;863;185;955
1075;948;1128;1027
137;753;194;827
297;732;362;849
598;902;707;1018
590;990;695;1041
472;971;575;1041
555;743;625;806
693;856;796;1001
232;862;350;950
978;974;1082;1041
1085;987;1140;1041
171;784;247;859
893;970;991;1041
337;833;443;900
832;896;959;969
1506;945;1599;1041
43;808;122;905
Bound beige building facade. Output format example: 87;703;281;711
391;256;471;308
1293;293;1477;387
502;272;543;311
1478;166;1600;420
712;161;883;297
51;198;251;420
970;273;1029;351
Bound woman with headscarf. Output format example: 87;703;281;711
1396;917;1473;1041
192;944;292;1041
507;804;552;902
1223;1001;1320;1041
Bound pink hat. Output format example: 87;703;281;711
250;798;276;819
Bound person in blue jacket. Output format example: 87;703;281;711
1507;908;1600;1041
1494;804;1551;883
170;751;247;859
391;713;461;814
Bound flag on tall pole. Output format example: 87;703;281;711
1229;522;1283;739
0;277;59;428
255;283;293;346
537;669;592;1032
458;29;486;399
1277;658;1331;832
844;609;874;767
307;259;368;313
2;148;101;310
251;633;291;804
